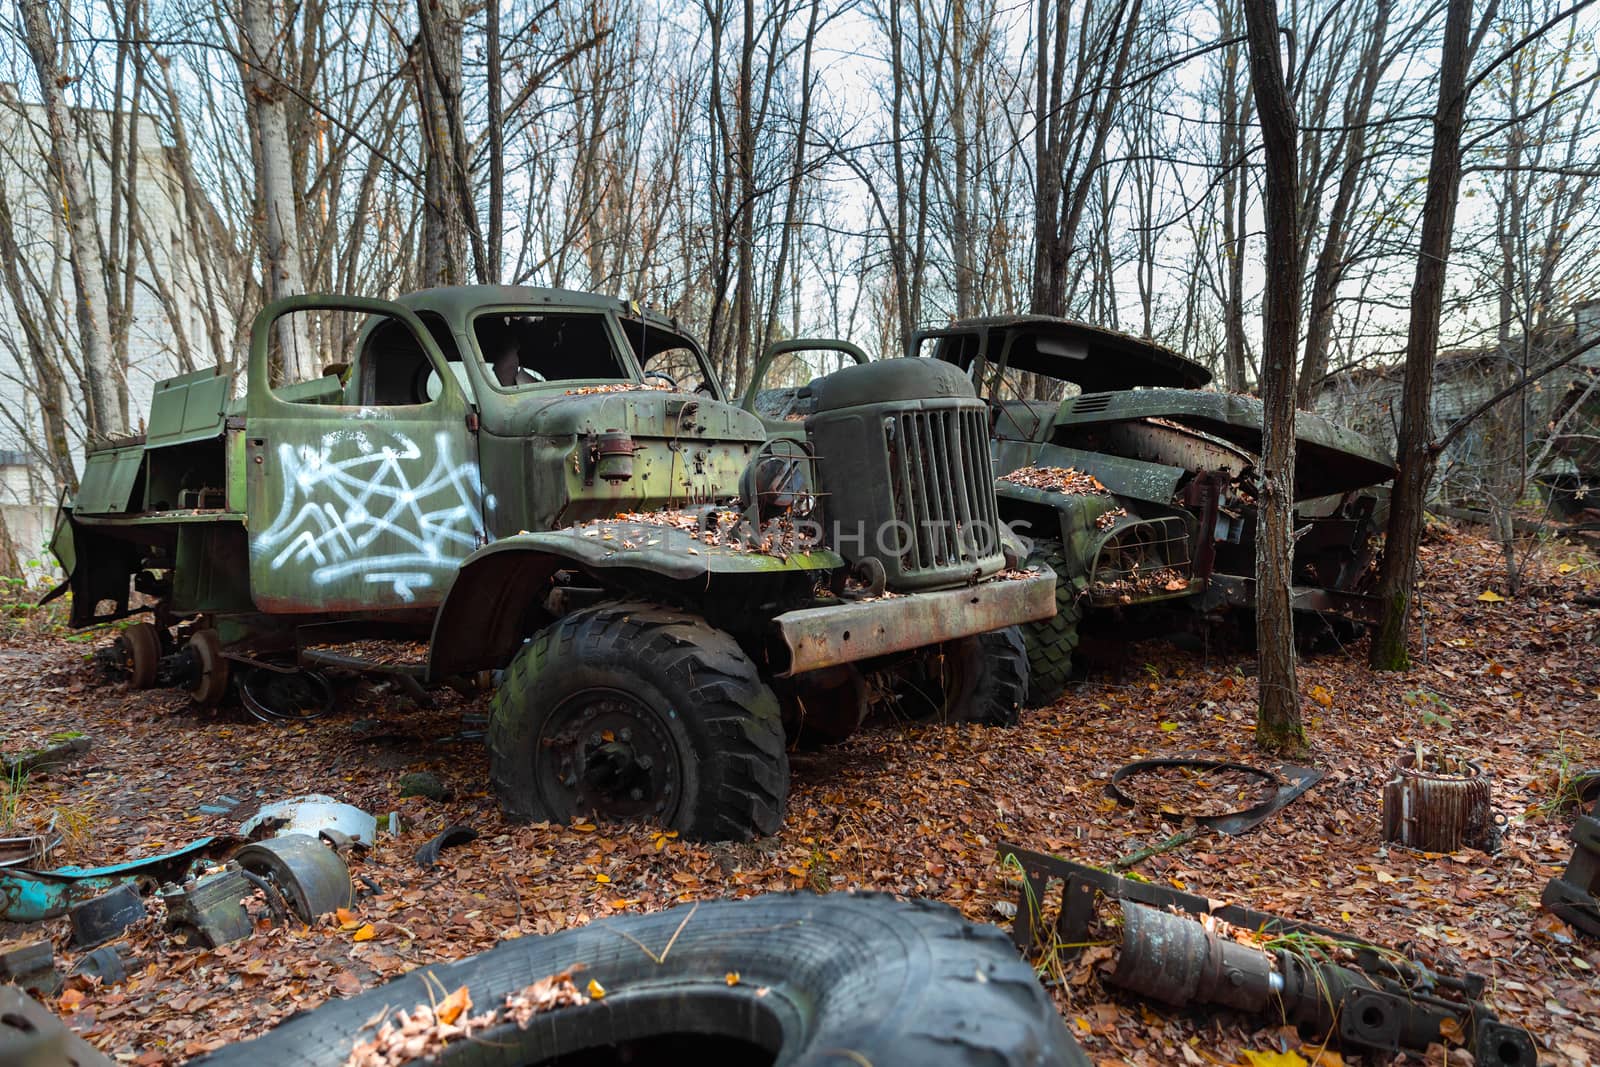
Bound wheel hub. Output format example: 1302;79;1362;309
538;691;679;823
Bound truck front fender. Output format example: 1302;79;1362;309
428;523;845;678
994;482;1197;605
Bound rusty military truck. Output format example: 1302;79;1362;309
47;288;1053;840
906;316;1394;704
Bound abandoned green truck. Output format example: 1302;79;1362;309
47;287;1054;841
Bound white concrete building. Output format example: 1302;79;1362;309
0;86;225;572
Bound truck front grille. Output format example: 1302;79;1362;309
887;407;1002;574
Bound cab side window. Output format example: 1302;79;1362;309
359;312;459;405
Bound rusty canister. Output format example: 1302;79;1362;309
1381;751;1495;852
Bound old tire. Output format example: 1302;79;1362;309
489;601;788;842
1021;539;1084;707
949;626;1030;726
192;892;1089;1067
118;621;162;690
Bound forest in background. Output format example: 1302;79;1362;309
1;0;1595;441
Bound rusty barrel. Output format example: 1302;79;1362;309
1382;752;1495;852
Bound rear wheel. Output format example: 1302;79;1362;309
1020;538;1085;707
117;621;162;690
489;602;788;841
185;628;229;707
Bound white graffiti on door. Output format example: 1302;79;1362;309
255;428;486;601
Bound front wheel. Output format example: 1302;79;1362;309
1020;538;1085;707
488;602;788;841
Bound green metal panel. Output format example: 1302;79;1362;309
74;446;145;514
172;523;255;614
148;368;233;447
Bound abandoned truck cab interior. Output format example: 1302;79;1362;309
48;287;1054;841
911;316;1396;704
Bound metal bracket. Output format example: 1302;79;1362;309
997;844;1534;1065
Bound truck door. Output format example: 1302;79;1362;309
244;296;484;614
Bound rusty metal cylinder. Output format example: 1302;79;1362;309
595;431;635;482
1382;752;1496;852
1109;901;1278;1013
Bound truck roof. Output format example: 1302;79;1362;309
394;285;686;333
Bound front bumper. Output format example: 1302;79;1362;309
772;570;1056;676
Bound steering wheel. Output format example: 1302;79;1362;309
643;370;679;390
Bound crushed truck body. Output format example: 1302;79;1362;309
913;316;1395;702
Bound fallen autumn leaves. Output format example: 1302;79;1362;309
0;520;1595;1065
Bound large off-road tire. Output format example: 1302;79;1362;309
193;892;1089;1067
1021;539;1085;707
892;627;1031;727
951;626;1031;726
489;601;788;842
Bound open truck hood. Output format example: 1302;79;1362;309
1054;388;1395;498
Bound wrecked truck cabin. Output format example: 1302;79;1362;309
46;286;1054;841
908;316;1396;702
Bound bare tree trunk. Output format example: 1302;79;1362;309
1371;0;1486;669
18;0;124;438
1218;0;1251;392
239;0;318;383
486;0;504;283
1296;0;1391;406
0;508;21;581
763;0;820;351
415;0;484;286
1242;0;1304;756
732;0;757;391
1031;0;1143;317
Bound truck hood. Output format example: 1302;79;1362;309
1054;388;1394;497
490;387;769;443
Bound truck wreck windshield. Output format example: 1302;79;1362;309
472;311;627;387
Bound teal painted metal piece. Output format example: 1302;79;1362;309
0;837;220;922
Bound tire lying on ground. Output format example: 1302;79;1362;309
193;892;1089;1067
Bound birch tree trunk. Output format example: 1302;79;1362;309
1242;0;1304;755
18;0;124;438
415;0;472;286
239;0;318;383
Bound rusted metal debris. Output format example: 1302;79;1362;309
415;824;478;869
234;835;353;924
162;868;256;949
1107;758;1324;835
0;941;58;997
1543;788;1600;939
68;884;146;947
0;986;116;1066
1382;750;1497;852
998;845;1537;1066
240;795;377;848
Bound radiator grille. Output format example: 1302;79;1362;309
886;406;1002;574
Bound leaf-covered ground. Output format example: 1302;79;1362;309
1;520;1597;1065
